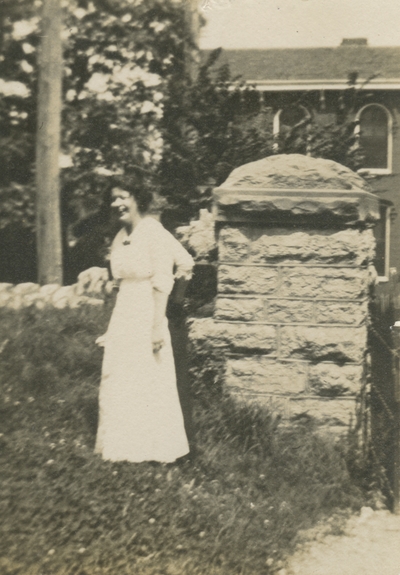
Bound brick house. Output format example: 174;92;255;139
215;39;400;277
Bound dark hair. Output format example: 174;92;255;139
112;170;153;214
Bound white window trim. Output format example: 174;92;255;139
273;106;312;152
383;206;392;279
355;103;393;175
376;205;393;282
273;105;311;139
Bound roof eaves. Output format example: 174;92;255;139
239;79;400;91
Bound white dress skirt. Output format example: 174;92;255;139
94;217;189;463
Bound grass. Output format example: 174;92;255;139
0;304;378;575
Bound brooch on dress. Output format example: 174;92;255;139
123;240;131;245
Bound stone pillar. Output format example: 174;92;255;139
194;155;380;431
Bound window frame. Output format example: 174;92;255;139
355;103;393;176
374;200;393;282
273;105;311;151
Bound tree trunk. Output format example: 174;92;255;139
184;0;200;81
35;0;63;285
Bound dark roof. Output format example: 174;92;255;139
208;47;400;82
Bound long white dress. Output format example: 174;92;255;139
94;217;190;463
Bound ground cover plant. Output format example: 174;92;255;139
0;305;379;575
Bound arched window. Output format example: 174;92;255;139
273;105;310;137
273;105;311;152
356;104;392;173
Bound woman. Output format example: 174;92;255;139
94;174;193;463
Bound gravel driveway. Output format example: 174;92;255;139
284;507;400;575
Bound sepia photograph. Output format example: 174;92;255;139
1;0;400;573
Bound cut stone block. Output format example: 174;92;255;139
226;357;307;395
315;300;368;325
219;226;250;261
266;299;314;324
218;323;277;353
230;393;356;427
280;325;367;362
215;297;265;321
289;397;356;426
189;318;277;354
280;267;369;299
248;228;375;266
218;264;279;294
308;363;363;396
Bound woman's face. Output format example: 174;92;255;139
111;188;138;225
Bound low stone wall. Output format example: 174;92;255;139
0;267;112;310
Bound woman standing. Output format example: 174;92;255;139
95;174;193;463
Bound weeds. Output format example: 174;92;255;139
0;306;378;575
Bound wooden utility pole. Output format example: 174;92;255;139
35;0;63;285
184;0;200;81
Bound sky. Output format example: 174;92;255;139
199;0;400;49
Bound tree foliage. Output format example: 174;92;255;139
0;0;367;281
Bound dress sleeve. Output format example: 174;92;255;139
145;220;175;294
172;237;194;281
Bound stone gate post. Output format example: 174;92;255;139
192;154;380;431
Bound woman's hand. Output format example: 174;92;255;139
152;324;164;354
95;333;107;347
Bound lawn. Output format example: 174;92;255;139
0;304;378;575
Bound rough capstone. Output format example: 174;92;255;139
218;154;373;192
213;156;379;223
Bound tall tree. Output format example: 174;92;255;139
35;0;63;284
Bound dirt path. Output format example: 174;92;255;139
283;507;400;575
